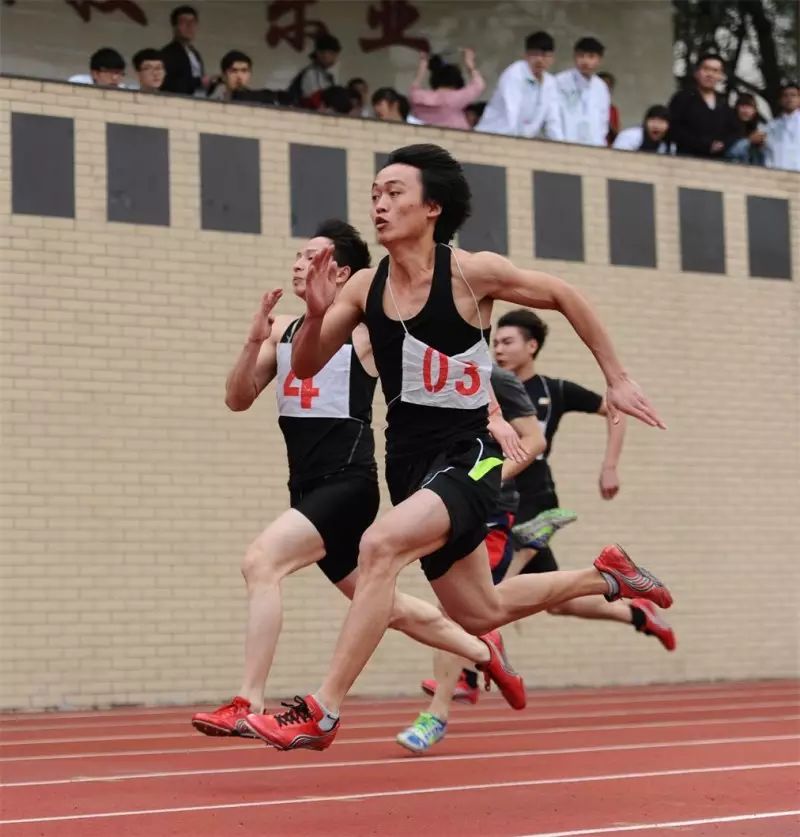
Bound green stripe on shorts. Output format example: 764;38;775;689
468;456;503;482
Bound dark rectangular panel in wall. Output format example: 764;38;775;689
200;133;260;234
678;187;725;274
533;171;584;261
608;180;656;268
290;144;347;237
374;152;389;173
107;123;170;226
747;196;792;280
11;112;74;218
460;163;507;254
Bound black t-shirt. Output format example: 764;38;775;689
514;374;603;501
491;366;536;514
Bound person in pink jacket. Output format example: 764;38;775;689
409;48;485;130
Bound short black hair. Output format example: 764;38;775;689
170;5;197;25
321;85;352;114
574;36;605;56
644;104;670;122
383;144;472;244
347;77;367;89
372;86;398;106
525;31;554;52
133;48;162;71
597;71;616;87
428;55;464;90
497;309;548;358
221;50;251;73
90;47;125;71
314;33;341;53
696;52;724;70
314;219;371;274
779;81;799;93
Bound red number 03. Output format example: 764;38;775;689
422;348;481;397
283;372;320;409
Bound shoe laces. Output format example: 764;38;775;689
275;695;313;727
409;713;443;743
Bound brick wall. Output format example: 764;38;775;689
1;78;798;711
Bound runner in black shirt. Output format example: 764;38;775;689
243;144;673;752
493;308;676;650
192;221;505;737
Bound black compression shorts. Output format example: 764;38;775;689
289;468;380;584
385;434;502;582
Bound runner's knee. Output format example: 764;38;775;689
357;528;404;578
453;611;497;636
241;537;288;588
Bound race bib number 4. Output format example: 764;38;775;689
276;343;351;418
400;333;491;410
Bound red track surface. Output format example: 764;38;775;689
1;680;798;836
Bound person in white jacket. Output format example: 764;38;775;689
555;37;610;146
764;82;800;172
476;31;563;140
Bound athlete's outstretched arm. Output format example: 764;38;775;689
291;246;366;378
474;252;665;429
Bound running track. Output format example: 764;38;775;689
1;680;798;836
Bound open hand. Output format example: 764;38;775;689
462;47;477;72
305;245;339;318
606;376;666;429
246;288;283;343
488;413;529;463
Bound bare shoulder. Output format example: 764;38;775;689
453;248;513;282
341;266;378;310
270;313;296;344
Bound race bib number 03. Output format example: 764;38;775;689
276;343;351;419
400;333;491;410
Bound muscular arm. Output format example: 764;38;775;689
473;251;625;385
291;270;368;379
225;314;297;411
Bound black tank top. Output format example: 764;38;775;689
364;244;492;459
277;317;376;486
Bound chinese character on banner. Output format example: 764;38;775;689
266;0;329;52
65;0;147;25
359;0;429;53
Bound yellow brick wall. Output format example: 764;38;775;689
1;78;798;710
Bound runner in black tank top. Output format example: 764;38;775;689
193;222;506;740
251;144;674;753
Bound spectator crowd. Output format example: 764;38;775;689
68;4;799;172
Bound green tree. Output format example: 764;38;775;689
673;0;799;114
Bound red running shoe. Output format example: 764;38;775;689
632;598;677;651
476;630;526;710
240;695;338;751
191;696;253;737
421;672;481;704
594;544;673;609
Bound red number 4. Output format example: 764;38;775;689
283;372;320;408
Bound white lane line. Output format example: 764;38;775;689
1;712;797;763
1;681;795;724
515;810;800;837
4;687;799;733
2;733;796;788
3;700;797;747
1;761;796;825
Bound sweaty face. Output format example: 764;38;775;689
695;59;724;92
575;51;601;76
493;326;537;373
225;62;251;91
645;116;669;142
370;163;438;246
525;49;553;77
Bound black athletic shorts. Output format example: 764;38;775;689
385;434;503;582
515;488;560;574
289;467;380;584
